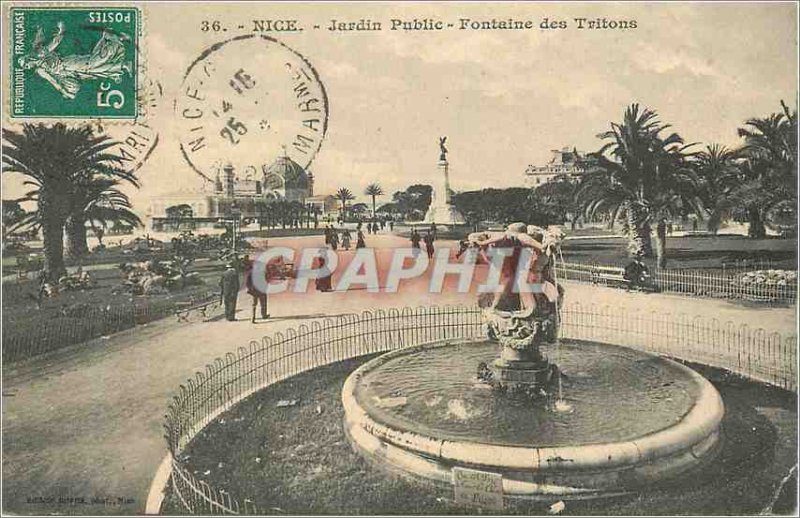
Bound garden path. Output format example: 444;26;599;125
2;234;795;515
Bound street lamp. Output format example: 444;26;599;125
230;200;242;254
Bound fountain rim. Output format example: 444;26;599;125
341;338;725;473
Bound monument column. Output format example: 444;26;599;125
423;136;465;226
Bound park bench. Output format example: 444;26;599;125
590;265;628;287
174;293;220;323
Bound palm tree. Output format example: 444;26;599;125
65;176;141;256
75;179;142;251
730;101;797;238
577;104;701;268
693;144;741;234
2;124;132;281
336;187;355;222
364;183;384;218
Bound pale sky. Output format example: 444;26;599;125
2;2;797;208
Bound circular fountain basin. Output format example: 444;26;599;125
342;339;724;500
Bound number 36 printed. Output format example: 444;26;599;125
97;81;125;109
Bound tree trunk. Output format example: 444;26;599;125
706;211;721;235
747;206;767;239
654;220;667;269
40;212;67;282
625;201;653;257
65;215;89;258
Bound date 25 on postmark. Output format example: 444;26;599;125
10;7;139;119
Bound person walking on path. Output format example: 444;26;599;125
315;254;333;292
410;228;421;248
219;262;240;321
243;255;269;322
341;229;352;250
356;229;366;249
389;220;394;232
330;228;339;250
324;226;332;247
423;230;435;260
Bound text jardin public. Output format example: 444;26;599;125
327;17;637;32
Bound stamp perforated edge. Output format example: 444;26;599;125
2;2;149;127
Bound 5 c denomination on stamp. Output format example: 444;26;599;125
175;34;328;183
10;7;139;119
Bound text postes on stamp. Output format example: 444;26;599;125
175;34;328;184
10;7;139;119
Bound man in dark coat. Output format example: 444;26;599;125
244;256;269;322
219;263;240;321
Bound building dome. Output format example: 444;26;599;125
262;155;310;190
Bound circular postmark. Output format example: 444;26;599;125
89;75;162;174
174;34;329;183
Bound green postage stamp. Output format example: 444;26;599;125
10;7;139;119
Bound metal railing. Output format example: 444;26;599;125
163;303;797;515
556;262;797;303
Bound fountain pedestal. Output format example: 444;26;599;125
480;296;560;397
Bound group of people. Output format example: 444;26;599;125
324;225;366;250
219;254;280;323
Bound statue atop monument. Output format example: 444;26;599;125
439;136;448;162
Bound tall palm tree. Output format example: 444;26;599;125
364;183;384;218
336;187;355;222
577;104;701;267
693;144;741;235
2;124;133;281
731;101;797;238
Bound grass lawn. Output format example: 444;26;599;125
163;357;797;516
1;257;225;363
560;234;797;271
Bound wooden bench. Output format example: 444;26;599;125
558;263;629;287
175;294;220;323
590;266;627;286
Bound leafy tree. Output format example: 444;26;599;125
350;202;369;215
2;200;27;236
730;101;797;238
389;184;432;221
335;187;355;222
578;104;701;267
451;188;560;227
364;183;384;218
534;176;580;230
2;124;133;280
693;144;741;234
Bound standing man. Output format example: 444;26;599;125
219;262;240;321
244;255;269;322
410;228;422;257
423;230;435;260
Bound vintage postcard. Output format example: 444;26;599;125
1;2;797;516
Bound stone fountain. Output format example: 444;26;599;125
342;223;724;501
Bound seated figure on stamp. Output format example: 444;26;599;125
468;222;561;315
18;22;132;99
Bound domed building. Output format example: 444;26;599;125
147;152;318;231
261;154;312;202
